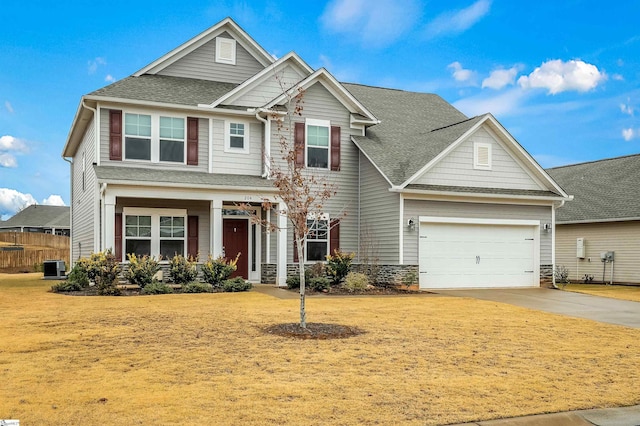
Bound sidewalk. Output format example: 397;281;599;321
449;404;640;425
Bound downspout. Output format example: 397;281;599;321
551;199;566;289
255;109;271;178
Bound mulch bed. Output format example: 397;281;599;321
264;322;365;339
290;286;424;296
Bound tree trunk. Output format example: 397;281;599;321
296;236;306;328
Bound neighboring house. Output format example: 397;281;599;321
0;205;70;236
62;17;570;289
547;154;640;284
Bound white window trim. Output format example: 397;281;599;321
473;141;492;170
215;37;236;65
224;120;250;154
305;118;331;170
122;109;187;165
122;207;187;260
305;212;330;263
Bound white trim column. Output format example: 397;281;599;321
276;202;288;287
104;194;116;253
211;200;223;258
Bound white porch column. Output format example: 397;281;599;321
211;200;223;258
276;202;288;287
104;194;116;253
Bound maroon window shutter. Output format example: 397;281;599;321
330;126;341;171
187;117;198;166
188;215;199;259
109;110;122;161
330;219;340;255
114;213;123;261
294;122;305;167
293;239;299;263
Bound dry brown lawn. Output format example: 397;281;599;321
565;283;640;303
1;274;639;425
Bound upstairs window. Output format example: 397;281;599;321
473;142;492;170
124;114;151;161
225;121;249;153
306;119;330;168
215;37;236;65
159;116;185;163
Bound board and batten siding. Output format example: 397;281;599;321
156;32;264;84
99;109;209;173
269;82;359;263
211;120;262;175
556;221;640;283
402;200;552;265
230;65;306;107
359;152;400;264
415;127;543;191
72;117;97;261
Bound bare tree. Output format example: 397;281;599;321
247;80;337;328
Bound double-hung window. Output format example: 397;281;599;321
225;121;249;153
123;208;186;260
124;113;152;160
306;119;329;168
306;215;329;261
123;112;186;163
159;117;185;163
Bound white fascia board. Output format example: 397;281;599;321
96;177;278;193
557;216;640;225
87;96;257;117
134;17;274;76
63;97;95;158
264;68;378;122
350;136;394;187
205;52;313;108
401;115;488;188
483;114;570;198
395;187;568;204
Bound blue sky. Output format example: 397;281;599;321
1;0;639;219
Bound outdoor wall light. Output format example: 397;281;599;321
407;217;416;230
543;223;552;232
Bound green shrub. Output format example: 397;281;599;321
141;281;174;295
51;280;84;293
201;255;238;287
222;277;252;292
326;250;354;285
81;250;120;296
182;282;213;293
124;253;160;288
343;272;369;292
401;270;418;289
66;263;90;289
308;276;331;292
286;275;301;289
169;255;198;284
307;262;325;278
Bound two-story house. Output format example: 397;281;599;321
62;17;570;289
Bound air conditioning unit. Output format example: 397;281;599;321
43;260;66;279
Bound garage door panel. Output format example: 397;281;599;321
419;222;536;289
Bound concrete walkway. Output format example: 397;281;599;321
434;287;640;328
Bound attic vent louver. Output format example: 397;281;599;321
474;142;492;170
215;37;236;65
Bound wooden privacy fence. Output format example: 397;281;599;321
0;232;70;249
0;249;70;270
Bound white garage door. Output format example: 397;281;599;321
419;221;537;289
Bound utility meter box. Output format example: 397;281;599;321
576;238;585;258
600;251;615;262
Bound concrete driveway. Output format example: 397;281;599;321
435;287;640;328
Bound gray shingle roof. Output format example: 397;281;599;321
89;75;238;106
343;83;483;185
405;184;560;198
95;165;275;189
1;205;69;228
546;154;640;223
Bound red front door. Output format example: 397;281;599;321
223;219;249;279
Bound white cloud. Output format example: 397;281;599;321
620;99;634;116
517;59;606;94
0;188;37;217
612;73;624;81
42;195;65;206
0;153;17;168
105;74;115;83
622;128;635;141
482;66;521;90
447;61;477;84
0;135;27;152
88;57;107;74
321;0;421;45
4;101;14;113
453;87;527;117
425;0;491;38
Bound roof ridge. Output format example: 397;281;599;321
341;82;408;93
547;152;640;170
430;115;481;132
